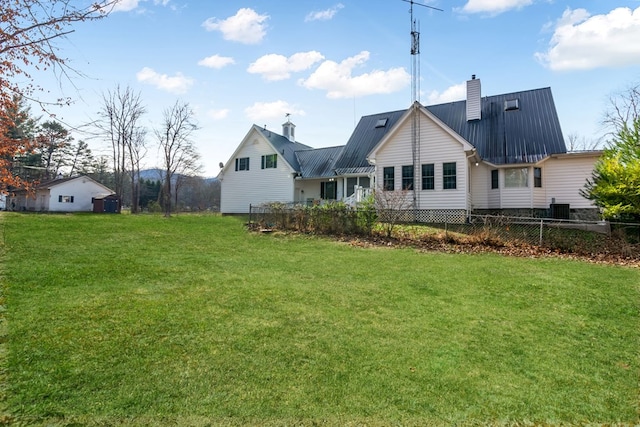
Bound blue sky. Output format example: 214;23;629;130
39;0;640;176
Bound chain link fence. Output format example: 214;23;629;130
249;203;640;258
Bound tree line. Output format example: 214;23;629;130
0;0;637;220
0;1;219;215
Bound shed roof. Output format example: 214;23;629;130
34;175;114;193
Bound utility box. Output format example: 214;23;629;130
550;203;570;220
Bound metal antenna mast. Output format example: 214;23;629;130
400;0;442;212
401;0;442;103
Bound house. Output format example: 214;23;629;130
10;175;117;212
220;76;601;220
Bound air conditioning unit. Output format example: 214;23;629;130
550;203;570;220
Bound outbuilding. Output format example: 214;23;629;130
11;175;117;212
92;194;121;213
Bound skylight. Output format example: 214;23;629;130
375;118;388;128
504;99;519;111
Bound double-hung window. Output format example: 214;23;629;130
401;165;414;190
235;157;250;171
443;162;457;189
58;195;74;203
261;154;277;169
534;167;542;188
491;170;499;189
383;167;395;191
421;164;434;190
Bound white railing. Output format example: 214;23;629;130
343;186;372;207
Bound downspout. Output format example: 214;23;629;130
466;149;478;218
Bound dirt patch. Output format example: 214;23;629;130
336;234;640;268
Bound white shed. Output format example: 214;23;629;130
11;176;115;212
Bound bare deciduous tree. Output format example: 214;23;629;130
155;101;201;217
374;187;412;237
0;0;117;190
603;82;640;136
97;86;147;212
566;132;601;152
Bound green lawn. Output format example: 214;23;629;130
1;213;638;426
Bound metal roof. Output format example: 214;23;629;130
256;86;565;179
333;109;406;170
255;126;314;171
295;146;344;178
334;166;375;175
426;87;566;165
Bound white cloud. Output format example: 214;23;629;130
457;0;533;15
427;83;466;105
198;55;235;69
248;51;325;81
202;8;269;44
112;0;171;13
536;7;640;71
136;67;194;94
305;3;344;22
112;0;140;12
208;109;230;120
299;51;410;99
244;101;305;122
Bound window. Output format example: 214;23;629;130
491;169;499;189
58;195;74;203
235;157;250;171
383;167;395;191
346;177;371;196
443;162;457;189
261;154;277;169
534;167;542;188
421;163;434;190
346;177;357;197
320;181;337;200
401;165;414;190
505;168;528;188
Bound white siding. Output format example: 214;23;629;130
543;155;599;209
48;177;112;212
295;178;344;204
474;166;543;209
220;130;295;213
500;187;532;209
470;163;493;209
466;78;481;121
374;113;469;210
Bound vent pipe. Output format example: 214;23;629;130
466;75;481;121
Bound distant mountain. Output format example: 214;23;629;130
139;169;163;181
139;169;218;183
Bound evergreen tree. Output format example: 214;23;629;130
36;120;73;179
582;118;640;220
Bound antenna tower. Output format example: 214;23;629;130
400;0;442;211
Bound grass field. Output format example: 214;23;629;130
1;212;639;426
